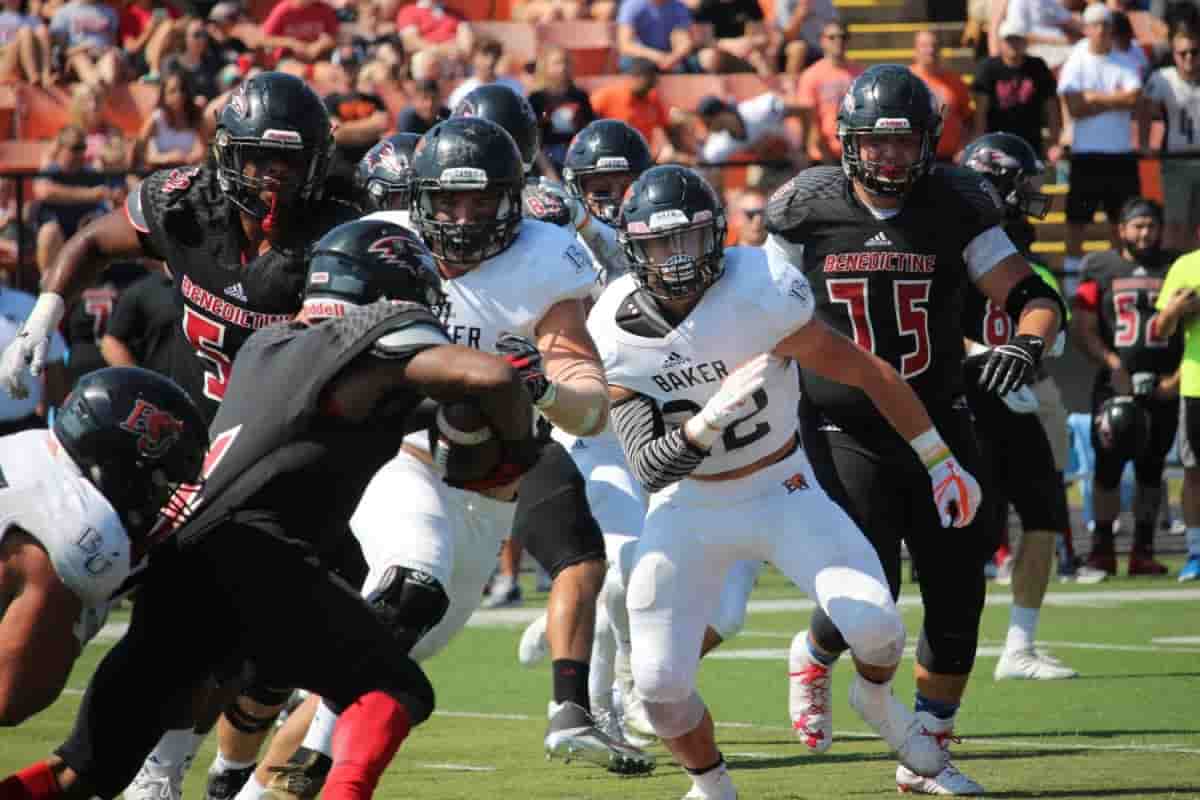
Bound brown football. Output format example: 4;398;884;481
431;400;502;483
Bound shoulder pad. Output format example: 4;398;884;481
766;166;845;239
128;166;208;233
929;165;1006;227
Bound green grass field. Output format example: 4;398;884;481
3;564;1198;799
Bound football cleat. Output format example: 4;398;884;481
994;648;1078;680
896;762;985;796
993;550;1014;585
1129;551;1169;576
204;763;256;800
681;764;737;799
1059;558;1107;584
481;580;523;609
260;747;332;800
124;758;189;800
517;611;549;666
1179;555;1200;582
848;680;947;778
1084;549;1117;576
544;700;656;775
788;631;833;753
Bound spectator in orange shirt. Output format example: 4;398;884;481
590;60;686;162
261;0;338;64
910;29;975;161
794;21;862;164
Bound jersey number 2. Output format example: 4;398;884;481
828;278;932;378
183;307;233;401
664;389;770;454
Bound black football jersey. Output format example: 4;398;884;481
174;300;449;551
1073;249;1183;379
62;261;148;386
767;165;1005;441
126;165;359;422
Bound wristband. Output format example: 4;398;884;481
683;414;721;450
909;428;950;470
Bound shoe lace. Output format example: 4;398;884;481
789;663;830;715
920;726;962;751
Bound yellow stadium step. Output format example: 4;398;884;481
833;0;912;24
847;21;965;50
846;46;976;73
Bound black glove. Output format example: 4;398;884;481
495;333;551;405
975;334;1044;396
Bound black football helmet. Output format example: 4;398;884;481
53;367;207;541
213;71;335;223
837;64;943;196
305;219;446;318
355;132;421;212
961;132;1051;220
1094;395;1151;463
411;117;525;266
618;165;727;301
563;119;654;226
452;84;541;173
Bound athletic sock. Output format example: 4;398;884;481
805;634;839;667
147;728;204;770
0;764;58;800
301;700;339;758
553;659;591;710
324;692;411;800
1005;604;1039;653
231;773;265;800
212;753;255;774
1188;527;1200;558
914;693;960;721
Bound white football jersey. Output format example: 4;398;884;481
0;430;132;642
365;208;414;232
589;246;814;476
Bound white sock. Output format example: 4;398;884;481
212;752;255;773
1006;604;1039;653
232;773;266;800
301;701;339;758
147;728;205;768
689;760;733;797
489;573;514;595
850;673;893;719
1188;527;1200;557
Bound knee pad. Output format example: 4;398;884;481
837;605;906;669
366;566;450;655
641;691;706;739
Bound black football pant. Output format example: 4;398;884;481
511;440;606;578
56;522;433;799
801;402;991;676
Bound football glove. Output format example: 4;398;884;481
0;292;65;399
495;333;554;408
974;334;1044;396
684;353;771;450
928;453;983;528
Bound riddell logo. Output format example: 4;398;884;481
120;399;185;458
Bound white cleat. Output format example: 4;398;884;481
517;611;549;666
788;631;833;753
849;679;947;778
897;763;986;795
124;758;189;800
994;648;1078;680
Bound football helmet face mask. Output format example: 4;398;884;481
563;119;653;225
305;219;446;320
213;71;335;228
961;132;1051;220
838;64;943;197
411;117;525;268
356;132;421;212
1094;395;1151;463
53;368;207;541
451;84;541;173
618;165;727;301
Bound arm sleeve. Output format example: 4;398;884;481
610;392;706;493
962;225;1018;281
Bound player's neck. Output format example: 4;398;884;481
239;214;271;259
852;180;902;212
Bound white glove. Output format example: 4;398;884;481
1001;383;1039;414
684;353;771;450
910;429;983;528
0;292;65;399
537;177;587;229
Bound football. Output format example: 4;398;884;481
431;400;502;484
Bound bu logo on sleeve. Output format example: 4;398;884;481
120;399;186;458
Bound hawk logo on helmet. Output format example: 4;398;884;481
162;167;200;194
120;399;186;459
367;234;425;272
229;82;249;117
371;140;410;174
965;146;1020;174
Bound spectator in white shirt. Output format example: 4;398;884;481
688;93;804;165
1058;3;1142;273
1139;21;1200;249
447;36;524;110
991;0;1082;68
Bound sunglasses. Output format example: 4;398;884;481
1176;48;1200;58
741;207;764;219
824;32;847;40
68;143;87;153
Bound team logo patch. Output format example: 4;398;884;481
120;399;186;459
162;167;200;194
367;233;426;272
789;278;812;304
782;472;809;493
565;242;591;274
228;83;249;117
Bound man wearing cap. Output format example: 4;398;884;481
1058;2;1142;278
680;92;804;165
972;16;1061;161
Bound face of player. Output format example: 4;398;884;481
857;132;921;183
634;224;717;314
1120;215;1162;259
241;154;307;221
428;189;503;275
579;171;634;223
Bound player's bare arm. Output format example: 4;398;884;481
0;530;83;726
42;209;148;300
975;254;1062;342
534;297;610;437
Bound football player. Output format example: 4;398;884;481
766;65;1064;795
596;163;979;800
958;132;1082;681
354;132;420;216
0;368;205;726
1072;197;1184;576
0;218;538;800
0;71;361;800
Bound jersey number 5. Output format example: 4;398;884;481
1113;290;1168;349
663;389;771;454
183;307;234;401
828;278;932;378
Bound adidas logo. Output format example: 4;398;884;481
224;282;248;302
571;438;588;451
865;231;893;247
661;351;691;369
